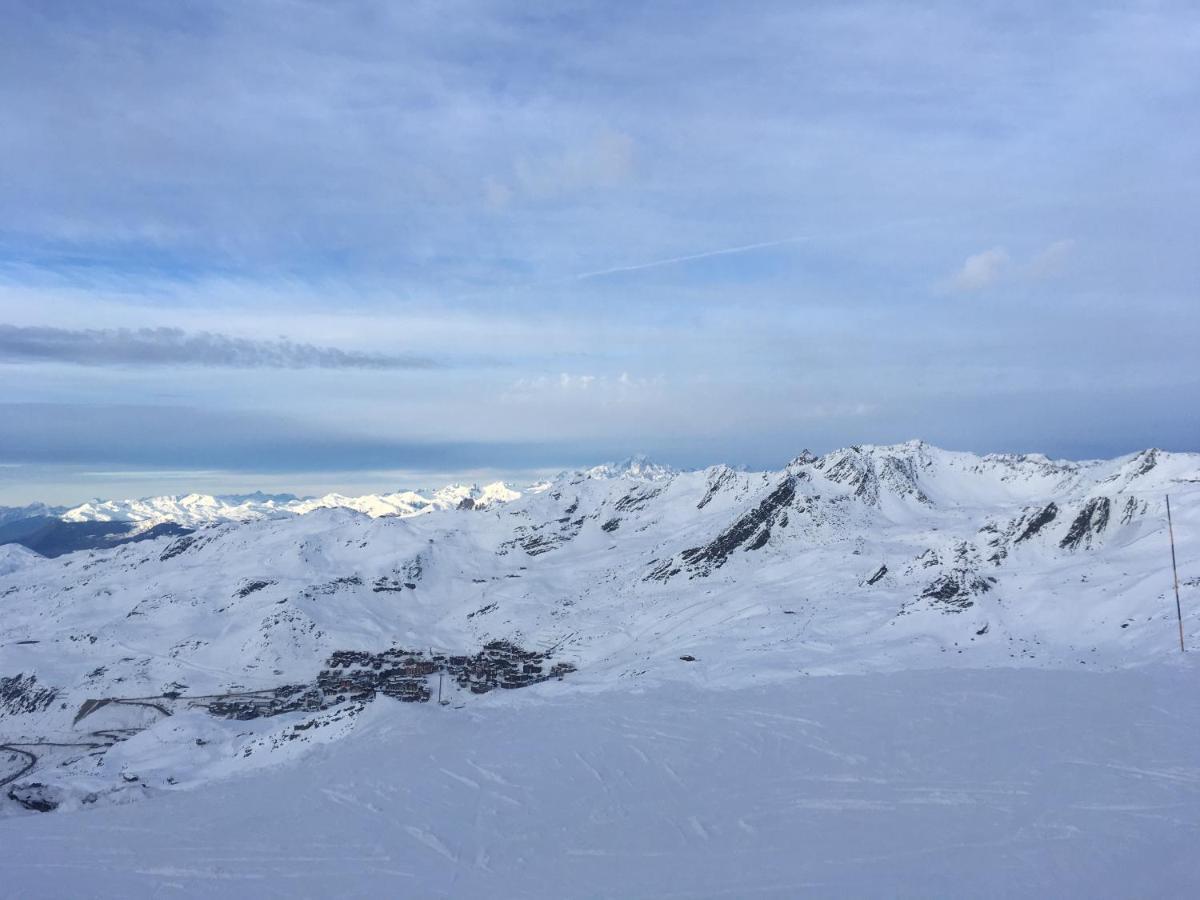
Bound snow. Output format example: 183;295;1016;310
583;453;677;482
55;481;524;528
0;543;42;575
1;441;1198;895
3;666;1199;897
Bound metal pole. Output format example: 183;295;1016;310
1167;495;1185;652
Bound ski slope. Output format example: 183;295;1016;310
2;665;1199;898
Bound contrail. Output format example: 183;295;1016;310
570;213;950;281
574;235;816;280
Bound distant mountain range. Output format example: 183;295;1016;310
0;481;527;557
0;457;680;558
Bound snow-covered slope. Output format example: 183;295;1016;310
1;440;1197;886
4;664;1199;898
0;543;41;577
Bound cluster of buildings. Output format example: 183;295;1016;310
201;641;576;720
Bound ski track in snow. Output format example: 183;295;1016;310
1;668;1199;897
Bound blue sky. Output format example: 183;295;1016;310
1;1;1197;503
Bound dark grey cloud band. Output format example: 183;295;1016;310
0;324;434;369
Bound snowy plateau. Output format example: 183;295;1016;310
1;441;1198;898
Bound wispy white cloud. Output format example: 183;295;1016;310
945;239;1078;292
502;372;664;402
1027;239;1077;279
948;247;1010;292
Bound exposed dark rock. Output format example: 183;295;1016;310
745;528;771;551
1014;503;1058;543
644;559;681;582
457;497;475;510
697;468;738;510
1060;497;1111;550
614;486;662;512
1130;448;1159;476
674;476;797;577
8;782;60;812
1104;448;1158;483
1120;495;1144;525
601;518;621;533
301;575;364;601
816;447;931;506
160;533;208;562
920;571;996;612
915;549;940;569
0;674;57;716
236;580;274;598
865;564;888;586
500;515;585;557
371;575;407;592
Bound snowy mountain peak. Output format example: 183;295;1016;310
786;449;818;467
812;442;934;507
581;454;677;481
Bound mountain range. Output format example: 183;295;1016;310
0;481;525;558
1;441;1197;894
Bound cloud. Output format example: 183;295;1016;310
1027;239;1077;279
0;402;639;503
948;247;1010;292
0;325;435;369
0;1;1195;501
945;240;1077;293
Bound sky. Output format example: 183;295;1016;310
1;0;1197;504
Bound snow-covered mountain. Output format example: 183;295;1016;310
1;441;1198;894
580;452;677;482
0;502;66;527
50;481;522;529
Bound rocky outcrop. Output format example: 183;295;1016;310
696;467;739;510
0;674;57;716
814;445;932;507
920;571;996;611
663;476;797;578
1060;497;1111;550
1015;503;1058;543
